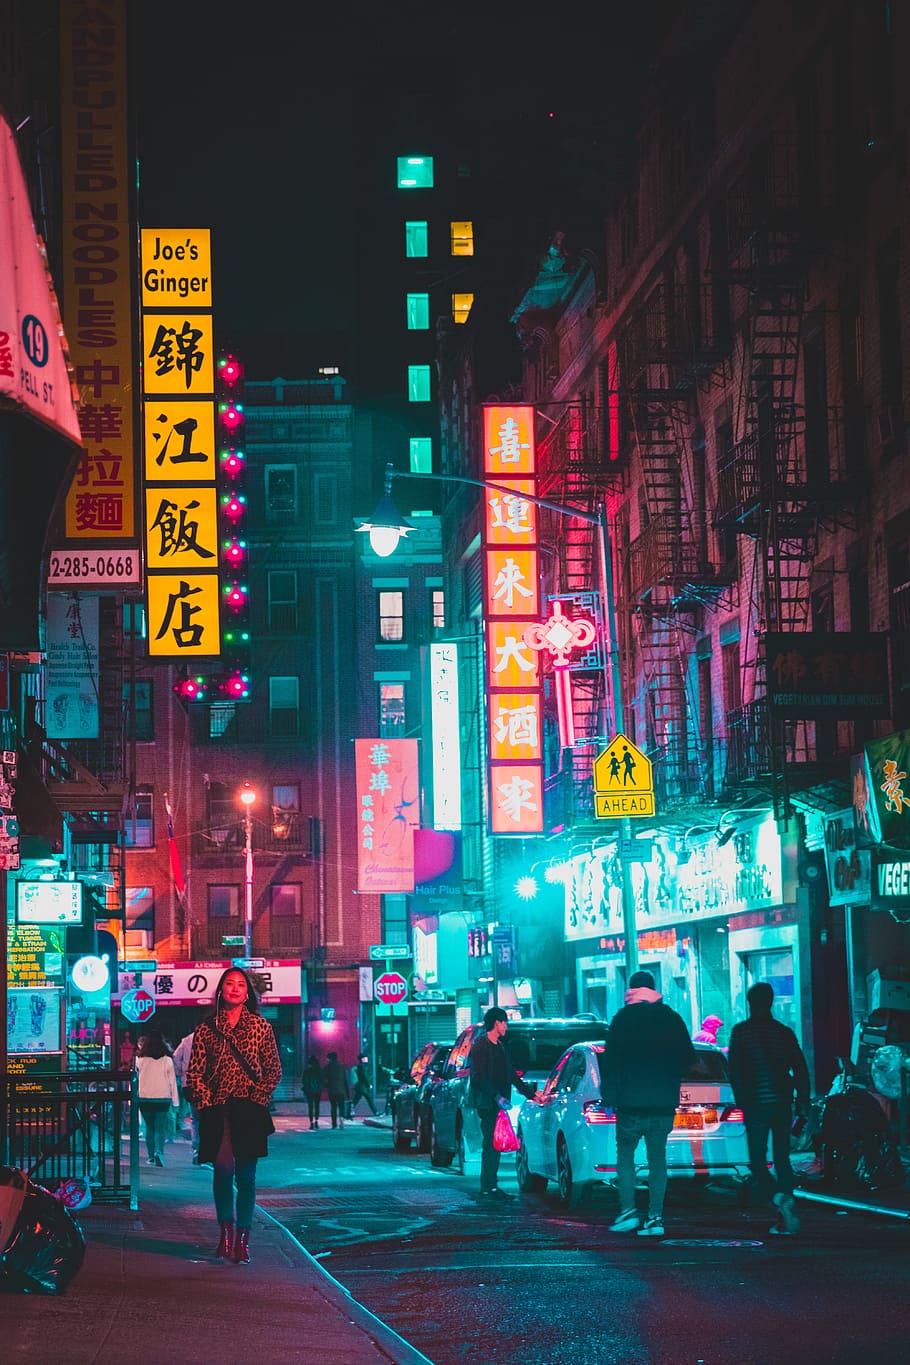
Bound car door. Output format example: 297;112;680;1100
548;1049;590;1172
433;1028;474;1153
533;1050;574;1179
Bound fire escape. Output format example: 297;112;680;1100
622;276;732;808
715;129;855;818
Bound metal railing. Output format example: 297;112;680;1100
1;1070;139;1209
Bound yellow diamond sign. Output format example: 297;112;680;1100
592;734;655;818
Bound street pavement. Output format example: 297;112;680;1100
0;1118;431;1365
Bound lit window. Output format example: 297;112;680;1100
450;221;474;256
318;365;339;375
270;883;301;917
410;437;432;473
432;589;445;629
405;221;428;257
271;784;300;842
268;570;297;632
123;602;147;639
452;292;474;324
408;365;431;402
379;590;404;641
269;676;300;737
125;886;155;932
407;293;430;330
397;156;434;189
209;703;235;739
379;683;406;735
125;788;154;848
208;884;240;919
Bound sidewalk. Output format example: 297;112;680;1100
0;1134;432;1365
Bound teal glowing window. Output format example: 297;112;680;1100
407;293;430;330
410;437;432;473
397;156;434;189
408;365;431;403
405;221;428;257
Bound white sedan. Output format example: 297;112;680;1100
515;1041;750;1206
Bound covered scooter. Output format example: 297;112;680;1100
0;1166;86;1295
818;1064;904;1192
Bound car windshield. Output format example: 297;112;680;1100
593;1046;729;1093
505;1025;607;1075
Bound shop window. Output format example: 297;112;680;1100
450;221;474;256
397;156;434;188
125;788;154;848
452;292;474;324
379;682;406;735
408;365;431;403
378;590;404;642
208;884;240;918
407;293;430;330
405;220;428;257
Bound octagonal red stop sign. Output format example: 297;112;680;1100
374;971;408;1005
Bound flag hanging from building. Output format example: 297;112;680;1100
163;793;186;897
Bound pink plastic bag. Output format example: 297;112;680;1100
493;1107;520;1153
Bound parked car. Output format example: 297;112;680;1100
515;1041;750;1207
390;1042;452;1152
428;1017;608;1175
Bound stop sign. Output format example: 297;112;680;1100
374;971;408;1005
121;987;156;1024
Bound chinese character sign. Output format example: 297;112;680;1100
355;739;420;892
430;643;462;830
60;3;137;540
865;730;910;850
46;593;100;739
482;405;543;835
141;229;221;658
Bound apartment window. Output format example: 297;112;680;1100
452;292;474;324
405;221;428;257
269;676;300;737
125;787;154;848
125;886;155;932
397;155;433;188
408;365;431;402
268;570;297;632
450;221;474;256
124;680;153;742
271;783;301;842
123;602;146;639
265;464;297;516
379;682;406;735
209;703;235;739
721;640;741;714
407;293;430;330
314;472;337;525
432;589;445;629
378;590;404;641
208;884;240;919
270;883;302;917
409;437;432;474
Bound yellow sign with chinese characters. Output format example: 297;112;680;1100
144;400;216;483
145;486;219;570
593;734;655;818
142;312;214;395
147;574;221;657
140;229;212;310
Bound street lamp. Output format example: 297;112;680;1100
358;461;641;979
238;782;256;959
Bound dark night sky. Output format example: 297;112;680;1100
134;1;661;380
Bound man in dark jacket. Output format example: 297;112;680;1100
468;1007;536;1199
323;1052;350;1129
602;969;695;1237
728;981;810;1235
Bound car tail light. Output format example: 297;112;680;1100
583;1101;616;1125
514;1069;525;1078
722;1105;745;1123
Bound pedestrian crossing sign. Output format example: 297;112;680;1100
592;734;655;818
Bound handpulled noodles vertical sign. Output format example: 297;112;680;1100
355;739;420;893
482;405;543;834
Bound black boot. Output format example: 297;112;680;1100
215;1222;233;1259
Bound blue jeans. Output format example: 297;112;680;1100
479;1107;501;1192
616;1110;675;1218
745;1102;794;1199
213;1116;258;1228
139;1100;171;1160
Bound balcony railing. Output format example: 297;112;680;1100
620;284;722;386
190;918;313;959
630;512;732;600
724;701;773;786
194;810;314;857
537;404;605;477
716;408;855;527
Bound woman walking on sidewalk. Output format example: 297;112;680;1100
185;967;281;1265
135;1031;178;1167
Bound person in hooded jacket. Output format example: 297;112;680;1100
602;969;695;1238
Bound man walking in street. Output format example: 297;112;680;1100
324;1051;350;1129
468;1007;537;1200
728;981;810;1236
350;1054;378;1117
602;969;695;1238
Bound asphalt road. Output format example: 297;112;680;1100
257;1117;909;1365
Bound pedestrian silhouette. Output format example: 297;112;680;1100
622;746;636;785
609;754;621;784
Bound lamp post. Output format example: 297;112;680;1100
239;782;256;959
358;462;640;981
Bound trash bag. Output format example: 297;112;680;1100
0;1167;86;1295
493;1107;520;1153
819;1088;905;1192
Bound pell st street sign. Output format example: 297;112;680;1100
369;944;411;960
593;734;655;819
